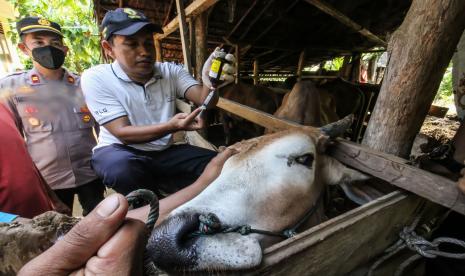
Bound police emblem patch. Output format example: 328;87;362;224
28;117;40;126
31;74;40;84
38;18;51;26
82;114;91;123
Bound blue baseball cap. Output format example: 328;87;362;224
101;8;163;40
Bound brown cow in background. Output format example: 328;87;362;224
273;78;364;130
218;82;284;144
216;78;364;144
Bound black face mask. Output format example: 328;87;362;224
31;45;65;70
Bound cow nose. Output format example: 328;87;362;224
146;213;201;271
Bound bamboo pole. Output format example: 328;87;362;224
175;0;192;73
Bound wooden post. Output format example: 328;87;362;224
453;31;465;120
367;55;377;83
235;44;240;84
175;0;192;73
194;12;207;81
118;0;123;8
156;0;218;40
296;50;306;81
350;54;360;82
253;59;259;85
362;0;465;158
189;20;196;76
154;38;162;62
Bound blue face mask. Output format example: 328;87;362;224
31;45;65;70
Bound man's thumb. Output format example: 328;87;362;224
19;194;129;275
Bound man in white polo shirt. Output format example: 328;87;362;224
81;8;234;196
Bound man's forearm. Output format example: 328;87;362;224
113;122;176;144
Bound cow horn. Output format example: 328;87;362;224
320;114;354;138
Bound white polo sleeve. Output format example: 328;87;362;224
168;63;199;98
81;68;127;125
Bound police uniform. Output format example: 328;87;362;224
0;17;104;215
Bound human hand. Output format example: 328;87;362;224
201;47;236;89
18;194;146;276
169;107;205;131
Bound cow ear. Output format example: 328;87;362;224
319;155;380;204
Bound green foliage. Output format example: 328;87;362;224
6;0;101;73
434;63;454;105
323;56;344;71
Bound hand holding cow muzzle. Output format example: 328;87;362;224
201;47;236;90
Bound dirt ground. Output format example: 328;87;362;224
419;115;461;145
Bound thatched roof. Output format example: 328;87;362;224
93;0;411;75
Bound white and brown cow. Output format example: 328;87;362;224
147;117;372;272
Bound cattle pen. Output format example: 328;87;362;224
81;0;465;274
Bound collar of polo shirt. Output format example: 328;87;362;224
110;60;162;83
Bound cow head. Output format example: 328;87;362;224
148;116;370;272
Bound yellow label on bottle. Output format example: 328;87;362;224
209;59;222;78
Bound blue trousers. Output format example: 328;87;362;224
92;143;216;196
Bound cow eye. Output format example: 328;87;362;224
295;153;314;168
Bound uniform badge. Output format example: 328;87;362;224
67;76;75;84
31;74;40;84
28;117;40;126
18;85;35;94
38;18;51;26
80;106;90;113
25;106;38;114
82;114;91;123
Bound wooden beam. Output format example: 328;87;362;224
253;59;259;85
216;97;465;215
227;0;236;23
261;51;297;67
304;0;387;47
257;192;427;275
189;19;196;75
235;44;240;84
194;12;208;81
329;140;465;215
225;0;259;40
217;97;301;132
163;0;175;26
175;0;192;73
155;0;218;40
296;50;306;81
251;0;300;44
118;0;123;8
238;0;276;41
154;38;162;62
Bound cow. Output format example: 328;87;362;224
147;116;375;272
273;78;364;128
217;82;284;144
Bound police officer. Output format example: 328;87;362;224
0;17;105;215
